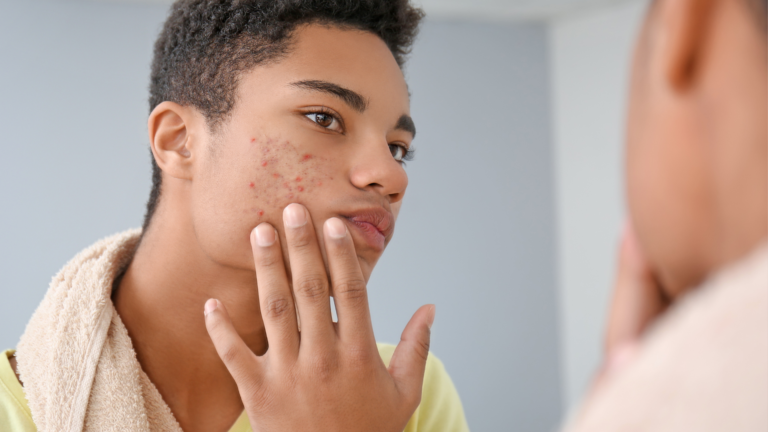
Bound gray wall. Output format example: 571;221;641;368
0;0;164;349
549;0;647;409
0;2;562;430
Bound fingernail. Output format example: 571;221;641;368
427;305;436;329
326;217;347;239
254;224;276;247
204;298;219;317
284;203;307;228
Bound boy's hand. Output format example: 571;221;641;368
600;222;669;382
204;203;435;432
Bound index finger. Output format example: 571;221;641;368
323;217;376;348
604;224;668;355
251;223;300;360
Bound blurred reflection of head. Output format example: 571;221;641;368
625;0;767;297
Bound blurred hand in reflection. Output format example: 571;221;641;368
598;222;669;384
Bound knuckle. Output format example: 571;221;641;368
295;276;328;301
401;334;431;363
240;379;272;410
219;344;241;365
345;346;375;367
334;278;367;303
289;230;314;250
404;389;424;410
257;251;281;268
308;355;338;381
415;338;431;362
264;295;291;319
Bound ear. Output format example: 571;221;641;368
658;0;716;90
148;101;200;181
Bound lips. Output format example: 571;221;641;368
341;207;394;251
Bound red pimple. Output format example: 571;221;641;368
301;154;312;161
272;173;280;179
316;181;323;186
295;176;302;182
250;138;256;143
257;210;265;217
261;161;268;167
297;186;304;192
249;182;255;188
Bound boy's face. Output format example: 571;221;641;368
188;25;413;281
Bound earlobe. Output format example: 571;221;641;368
148;101;196;180
661;0;715;90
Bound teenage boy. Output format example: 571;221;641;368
0;1;468;431
201;0;768;430
179;0;768;430
567;0;767;429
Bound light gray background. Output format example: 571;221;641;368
0;0;649;429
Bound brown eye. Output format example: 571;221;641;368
305;112;342;132
389;144;406;161
315;113;333;127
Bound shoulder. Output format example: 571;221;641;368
376;343;470;432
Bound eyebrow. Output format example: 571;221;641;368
290;80;369;113
395;114;416;138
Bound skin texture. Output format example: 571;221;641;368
602;0;766;376
111;24;430;432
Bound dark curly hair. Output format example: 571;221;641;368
143;0;424;232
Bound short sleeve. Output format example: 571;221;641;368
376;344;470;432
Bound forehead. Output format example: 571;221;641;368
244;24;411;113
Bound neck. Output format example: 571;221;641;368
113;201;266;432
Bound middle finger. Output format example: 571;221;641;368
282;203;336;349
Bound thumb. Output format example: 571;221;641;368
204;299;263;390
388;304;435;404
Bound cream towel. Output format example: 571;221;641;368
16;229;183;432
565;242;768;432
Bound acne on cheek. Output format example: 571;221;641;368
244;136;332;206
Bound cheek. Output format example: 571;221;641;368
241;136;335;218
191;135;340;270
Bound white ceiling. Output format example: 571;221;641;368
93;0;633;20
414;0;632;20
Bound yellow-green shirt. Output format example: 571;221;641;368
1;345;468;431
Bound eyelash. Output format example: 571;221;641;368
392;144;415;166
302;106;415;165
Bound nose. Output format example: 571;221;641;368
349;137;408;204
